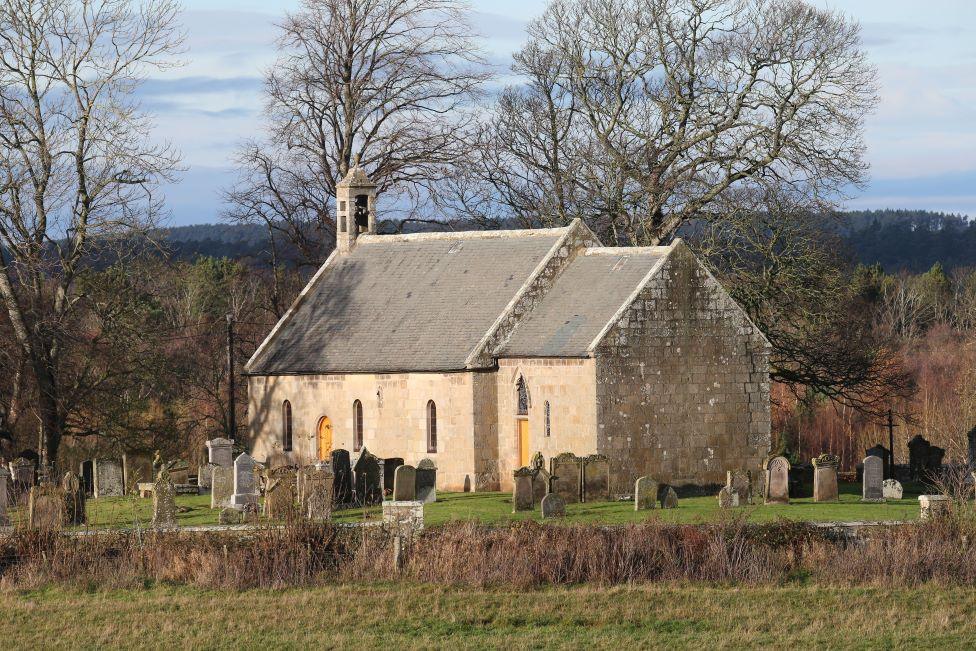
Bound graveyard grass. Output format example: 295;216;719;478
14;481;921;529
3;582;975;648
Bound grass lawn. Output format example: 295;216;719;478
8;482;921;529
1;582;972;648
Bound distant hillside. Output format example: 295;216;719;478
158;210;976;273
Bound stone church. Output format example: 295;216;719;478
245;165;771;493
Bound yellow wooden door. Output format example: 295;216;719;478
517;419;530;467
317;416;333;461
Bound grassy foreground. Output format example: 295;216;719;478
1;583;972;649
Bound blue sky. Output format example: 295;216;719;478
156;0;976;225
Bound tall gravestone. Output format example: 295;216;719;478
865;444;890;480
93;459;123;498
393;465;417;501
660;486;678;509
211;466;233;509
198;463;217;490
10;457;34;501
353;448;383;506
512;469;534;512
0;467;9;526
415;458;437;504
531;467;550;505
206;437;235;468
79;460;94;496
230;453;259;510
726;469;751;504
383;458;404;495
634;476;658;511
331;449;354;505
264;467;297;519
927;446;945;476
61;471;86;526
813;454;839;502
861;455;884;502
765;456;790;505
717;485;738;508
582;455;611;502
152;470;178;528
28;484;66;530
549;453;582;504
750;469;768;504
304;462;335;521
907;435;931;480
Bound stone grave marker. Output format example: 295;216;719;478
79;460;94;496
882;479;903;500
218;507;242;525
122;453;153;494
512;469;534;512
812;454;839;502
660;486;678;509
927;446;945;475
206;437;235;468
415;458;437;504
152;470;178;528
383;457;404;495
549;453;582;504
353;448;384;506
750;469;767;504
862;455;885;502
765;456;790;505
10;457;34;502
211;466;233;509
865;444;890;479
531;467;550;505
93;459;123;498
727;470;751;504
230;453;259;510
198;463;217;490
304;462;335;521
717;485;738;508
331;449;354;505
61;471;86;526
264;467;297;519
393;464;417;501
918;494;950;520
582;455;611;502
28;484;66;530
0;467;9;526
382;500;424;535
634;476;658;511
541;493;566;518
907;435;931;480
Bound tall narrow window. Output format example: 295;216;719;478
516;376;529;416
426;400;437;453
353;399;363;451
545;401;551;437
282;400;293;452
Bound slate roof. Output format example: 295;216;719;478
247;228;566;374
497;248;668;357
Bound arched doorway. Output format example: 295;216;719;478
516;376;530;467
317;416;333;461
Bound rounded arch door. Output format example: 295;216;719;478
317;416;333;461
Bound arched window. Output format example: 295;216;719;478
282;400;293;451
516;376;529;416
545;401;551;437
353;399;363;451
426;400;437;453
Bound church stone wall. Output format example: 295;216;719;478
593;242;771;493
495;358;599;492
247;371;479;490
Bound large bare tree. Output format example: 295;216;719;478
0;0;183;464
224;0;489;284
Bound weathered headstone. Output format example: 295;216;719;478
304;462;335;521
167;461;191;486
198;463;217;490
813;454;839;502
206;437;235;468
549;453;582;504
28;484;66;530
230;453;259;510
93;458;123;498
865;444;890;479
512;468;534;512
331;449;354;505
531;467;551;505
218;507;242;525
918;494;950;520
660;486;678;509
211;466;233;509
393;464;417;501
61;471;86;526
264;467;297;519
861;455;884;502
717;485;738;508
882;478;903;500
726;469;751;504
582;455;611;502
0;467;10;526
122;453;154;494
383;457;404;495
765;456;791;505
152;471;178;528
907;435;931;480
415;458;437;504
750;469;768;504
541;493;566;518
10;457;34;502
634;476;658;511
353;448;383;506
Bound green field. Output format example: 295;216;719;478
1;582;971;649
11;481;919;529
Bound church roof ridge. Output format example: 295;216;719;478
584;245;673;255
357;224;572;244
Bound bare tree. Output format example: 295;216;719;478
0;0;183;464
224;0;490;277
478;0;876;245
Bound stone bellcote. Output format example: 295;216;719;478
335;158;377;254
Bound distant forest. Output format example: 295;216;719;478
160;210;976;274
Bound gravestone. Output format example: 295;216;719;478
927;446;945;474
230;453;259;510
122;453;153;494
353;448;384;506
393;464;417;501
331;449;354;505
634;476;658;511
765;456;791;505
512;469;534;512
152;471;178;528
28;484;66;530
918;494;950;520
415;458;437;504
812;454;839;502
211;466;233;509
660;486;678;509
304;462;335;521
582;455;611;502
882;478;903;500
383;457;404;495
93;459;123;498
0;467;9;526
726;469;751;504
264;467;297;519
168;461;191;485
206;437;235;468
382;500;424;535
10;457;34;499
968;426;976;470
219;507;242;525
907;435;931;480
531;467;551;505
198;463;217;490
750;469;768;504
79;460;94;496
862;455;885;502
541;493;566;518
549;453;582;504
865;444;890;479
717;485;738;508
61;471;86;526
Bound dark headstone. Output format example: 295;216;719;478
331;449;353;505
354;448;383;506
415;458;437;504
968;426;976;471
726;469;751;504
861;455;884;502
549;453;582;504
660;486;678;509
865;444;890;479
383;458;404;494
927;446;945;474
79;460;94;496
531;467;550;505
512;469;534;512
907;435;931;480
28;484;66;530
540;493;566;518
582;455;611;502
393;465;417;501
